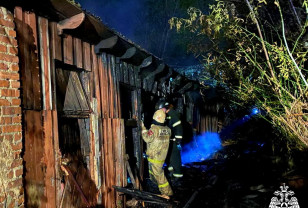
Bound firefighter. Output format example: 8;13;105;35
156;100;184;179
141;109;173;197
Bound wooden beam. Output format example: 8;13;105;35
139;56;152;68
94;36;118;54
57;12;85;35
120;47;136;60
144;63;165;80
159;68;173;83
178;82;193;94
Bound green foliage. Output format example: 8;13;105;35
170;0;308;146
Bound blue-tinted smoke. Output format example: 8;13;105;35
181;132;222;164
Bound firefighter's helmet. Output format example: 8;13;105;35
153;109;166;123
155;99;169;110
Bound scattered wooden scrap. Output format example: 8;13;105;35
112;186;173;206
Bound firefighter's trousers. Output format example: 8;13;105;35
148;159;173;196
168;141;183;177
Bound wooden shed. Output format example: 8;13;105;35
0;0;222;207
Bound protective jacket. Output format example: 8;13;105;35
166;108;183;177
166;109;183;142
142;123;173;196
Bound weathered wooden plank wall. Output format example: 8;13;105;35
15;7;58;207
15;5;157;208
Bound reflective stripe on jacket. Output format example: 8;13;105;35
166;109;183;140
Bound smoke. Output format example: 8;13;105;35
181;132;222;164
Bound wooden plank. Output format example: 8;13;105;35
73;37;83;68
90;99;99;186
107;118;115;207
119;62;124;83
15;8;42;110
83;42;92;71
121;119;127;187
38;17;52;110
51;110;61;205
98;55;107;118
111;56;118;118
113;119;126;207
123;62;129;84
25;12;41;110
49;22;58;110
63;35;73;65
42;110;57;207
49;22;62;61
108;55;114;118
134;66;141;88
102;53;110;118
24;111;46;207
102;119;109;207
128;64;135;86
92;45;101;116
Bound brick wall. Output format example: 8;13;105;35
0;7;24;208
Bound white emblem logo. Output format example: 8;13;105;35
269;183;300;208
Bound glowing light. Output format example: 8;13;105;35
181;132;222;164
170;77;173;82
251;107;259;115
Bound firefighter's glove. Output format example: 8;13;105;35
140;121;145;129
176;143;182;151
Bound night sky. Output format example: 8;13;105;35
77;0;144;44
76;0;205;67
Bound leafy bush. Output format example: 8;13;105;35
169;0;308;146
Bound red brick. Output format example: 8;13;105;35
8;46;17;55
11;141;22;151
0;44;6;52
8;200;15;208
0;62;8;70
0;27;4;35
0;18;15;28
2;107;21;115
1;89;20;97
5;13;14;22
0;117;12;124
4;134;13;141
18;195;24;206
0;195;5;203
11;159;22;168
0;98;10;106
11;99;21;105
0;71;20;80
2;125;22;133
0;79;9;87
15;168;23;177
9;64;18;71
7;178;22;190
14;133;22;141
13;150;21;159
0;36;17;47
12;116;21;124
11;80;20;88
8;30;16;38
0;53;18;63
7;170;14;179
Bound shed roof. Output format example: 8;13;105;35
1;0;197;94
